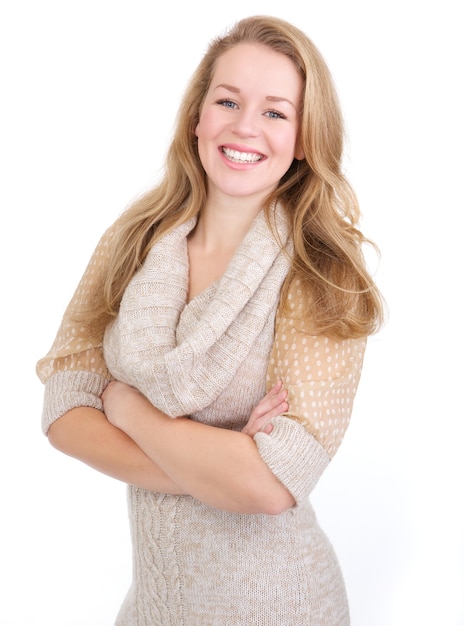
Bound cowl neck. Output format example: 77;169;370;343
103;205;291;415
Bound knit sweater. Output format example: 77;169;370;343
37;209;366;625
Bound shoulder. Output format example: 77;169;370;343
271;276;367;383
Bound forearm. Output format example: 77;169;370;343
47;407;185;494
119;403;295;514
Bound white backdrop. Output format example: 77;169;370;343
1;1;463;625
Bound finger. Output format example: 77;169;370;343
254;381;282;408
246;399;288;435
251;390;287;420
264;379;283;400
260;422;274;435
260;400;288;422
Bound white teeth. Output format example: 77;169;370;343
222;147;262;163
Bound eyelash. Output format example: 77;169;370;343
216;99;287;120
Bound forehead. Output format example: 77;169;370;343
210;43;302;94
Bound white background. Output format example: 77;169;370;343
1;1;463;625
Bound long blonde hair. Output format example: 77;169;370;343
82;15;384;338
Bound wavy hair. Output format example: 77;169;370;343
81;15;384;338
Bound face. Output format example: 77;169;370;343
195;43;304;206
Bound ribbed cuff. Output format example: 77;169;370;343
41;370;109;434
254;416;330;505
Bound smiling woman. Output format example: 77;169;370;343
195;43;304;204
36;14;384;626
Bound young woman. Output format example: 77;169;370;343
37;15;384;625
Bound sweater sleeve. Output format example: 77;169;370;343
254;279;367;505
36;227;115;434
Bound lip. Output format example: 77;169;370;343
219;144;266;167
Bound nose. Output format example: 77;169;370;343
231;108;260;138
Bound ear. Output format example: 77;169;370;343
294;139;305;161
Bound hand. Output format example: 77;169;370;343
242;380;288;438
102;380;148;430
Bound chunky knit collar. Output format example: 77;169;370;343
103;206;291;416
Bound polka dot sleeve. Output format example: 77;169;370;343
36;227;115;383
36;227;115;433
266;279;367;459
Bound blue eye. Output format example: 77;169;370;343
217;99;237;109
265;110;285;120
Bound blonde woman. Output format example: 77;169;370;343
37;15;384;625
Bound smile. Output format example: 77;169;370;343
222;147;263;164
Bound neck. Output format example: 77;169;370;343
192;197;264;254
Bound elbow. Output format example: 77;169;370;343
242;458;296;515
47;415;74;453
46;407;101;454
261;491;296;516
47;421;65;451
249;481;296;516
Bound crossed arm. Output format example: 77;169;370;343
47;380;295;515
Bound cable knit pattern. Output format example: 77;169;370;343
37;207;366;625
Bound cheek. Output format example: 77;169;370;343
275;132;300;165
195;108;221;141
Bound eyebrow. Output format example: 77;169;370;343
214;83;297;110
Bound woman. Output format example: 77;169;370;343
37;15;384;625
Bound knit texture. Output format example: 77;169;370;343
38;207;366;625
254;416;330;504
103;208;292;416
41;370;107;433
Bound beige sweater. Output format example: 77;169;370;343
37;210;366;625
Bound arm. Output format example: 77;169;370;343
102;380;294;515
37;222;289;507
37;226;180;492
47;406;186;494
252;278;368;505
43;365;289;503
